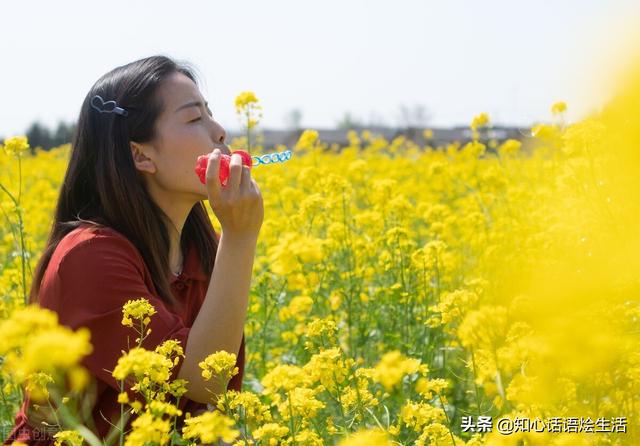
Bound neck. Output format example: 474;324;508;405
168;218;185;275
165;211;189;274
157;201;191;277
142;182;201;277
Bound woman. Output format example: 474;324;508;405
4;54;263;445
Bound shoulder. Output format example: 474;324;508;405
38;224;152;311
52;224;145;276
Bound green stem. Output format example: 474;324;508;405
18;210;27;305
16;155;27;305
50;387;103;446
0;199;19;251
246;109;252;154
329;369;349;433
169;402;181;446
0;182;27;304
0;381;9;415
17;154;22;204
287;390;298;446
364;407;387;431
436;393;457;446
469;349;483;418
119;380;125;446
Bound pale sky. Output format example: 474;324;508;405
2;0;640;138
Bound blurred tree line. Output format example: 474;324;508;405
0;120;76;155
27;120;76;152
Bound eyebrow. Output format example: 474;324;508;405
175;100;209;113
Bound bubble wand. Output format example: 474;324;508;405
195;148;293;186
195;90;293;185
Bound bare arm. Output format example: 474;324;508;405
177;148;263;404
176;231;258;404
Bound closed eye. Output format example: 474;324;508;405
189;105;213;123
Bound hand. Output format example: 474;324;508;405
205;149;264;239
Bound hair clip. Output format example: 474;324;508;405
90;94;128;117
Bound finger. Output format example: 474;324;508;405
228;153;243;191
249;177;260;194
206;149;222;201
239;165;251;192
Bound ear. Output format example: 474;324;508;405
130;141;156;174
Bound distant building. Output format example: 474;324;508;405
227;126;533;152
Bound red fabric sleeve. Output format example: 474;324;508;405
53;233;191;400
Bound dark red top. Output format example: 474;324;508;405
3;223;245;445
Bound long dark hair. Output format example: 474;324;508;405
29;54;218;310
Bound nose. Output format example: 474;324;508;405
217;127;227;145
210;119;230;154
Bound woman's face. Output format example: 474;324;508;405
130;71;230;201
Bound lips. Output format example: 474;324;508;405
212;144;231;155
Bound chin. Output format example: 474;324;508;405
180;186;207;203
196;187;209;201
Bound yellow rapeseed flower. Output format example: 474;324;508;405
371;351;422;391
155;339;185;367
124;412;172;446
302;347;349;392
278;294;314;322
304;317;338;350
551;101;567;115
427;289;479;327
341;371;379;412
329;292;342;310
470;112;490;132
276;387;325;420
305;317;337;339
252;423;290;444
234;91;260;114
400;400;446;432
337;428;393;446
234;91;263;131
24;371;54;402
462;140;486;157
181;410;239;444
1;313;92;383
291;429;323;445
295;129;319;151
457;305;508;351
2;136;30;157
0;305;60;352
117;391;129;404
415;377;448;400
498;138;522;156
222;390;272;426
121;297;157;328
53;430;83;446
261;364;310;394
531;123;562;145
112;347;173;384
147;400;182;418
199;350;239;383
22;327;93;372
